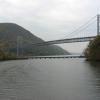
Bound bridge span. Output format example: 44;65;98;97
32;36;96;46
32;15;100;46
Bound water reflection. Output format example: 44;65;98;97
0;61;32;100
88;62;100;93
0;59;100;100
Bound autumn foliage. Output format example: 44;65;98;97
84;36;100;61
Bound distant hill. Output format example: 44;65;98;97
0;23;69;56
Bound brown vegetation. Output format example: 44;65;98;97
0;42;16;60
84;36;100;61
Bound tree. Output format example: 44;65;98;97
0;42;6;60
84;36;100;61
0;41;16;60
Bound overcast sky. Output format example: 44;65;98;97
0;0;100;53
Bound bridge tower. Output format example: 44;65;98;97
97;14;100;35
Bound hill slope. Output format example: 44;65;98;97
0;23;69;56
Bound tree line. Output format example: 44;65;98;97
84;36;100;61
0;41;16;60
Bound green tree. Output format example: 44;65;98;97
84;36;100;61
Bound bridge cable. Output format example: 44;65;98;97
63;15;96;38
66;18;96;38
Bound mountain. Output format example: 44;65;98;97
0;23;69;56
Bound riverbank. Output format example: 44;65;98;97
0;55;85;61
0;57;29;61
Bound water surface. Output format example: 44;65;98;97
0;58;100;100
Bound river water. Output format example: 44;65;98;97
0;58;100;100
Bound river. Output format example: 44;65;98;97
0;58;100;100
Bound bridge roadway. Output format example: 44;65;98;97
32;36;96;46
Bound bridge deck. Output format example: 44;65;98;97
32;36;96;46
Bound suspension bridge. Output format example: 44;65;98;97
17;14;100;59
32;14;100;46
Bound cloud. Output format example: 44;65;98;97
0;0;100;41
0;0;100;53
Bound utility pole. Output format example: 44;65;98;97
17;36;23;57
97;14;100;35
17;36;19;57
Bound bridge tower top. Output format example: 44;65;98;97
97;14;100;35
